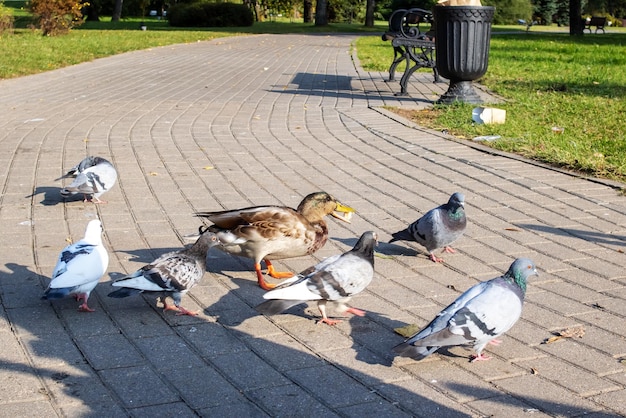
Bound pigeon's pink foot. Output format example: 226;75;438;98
443;246;456;254
489;339;503;346
470;353;492;362
345;307;366;317
318;317;341;326
429;253;444;263
78;302;95;312
163;301;198;316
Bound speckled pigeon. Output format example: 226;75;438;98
42;219;109;312
389;192;466;262
60;156;117;204
108;231;220;316
256;231;377;325
393;258;538;362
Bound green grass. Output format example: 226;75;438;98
357;32;626;184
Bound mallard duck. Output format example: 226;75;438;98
256;231;377;325
195;192;355;290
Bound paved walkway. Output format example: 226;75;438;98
1;34;625;418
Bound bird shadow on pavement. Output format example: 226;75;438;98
0;262;128;415
25;186;71;206
1;262;606;416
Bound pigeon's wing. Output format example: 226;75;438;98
305;252;374;300
112;253;201;293
50;242;106;288
149;253;203;291
414;279;522;348
413;209;440;250
404;280;490;344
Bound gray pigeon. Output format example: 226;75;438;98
393;258;538;362
256;231;377;325
42;219;109;312
108;231;220;316
389;192;466;262
60;156;117;204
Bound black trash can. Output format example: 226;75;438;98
434;5;495;104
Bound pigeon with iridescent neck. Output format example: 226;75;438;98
389;192;466;262
393;258;538;362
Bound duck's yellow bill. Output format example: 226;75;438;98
332;202;355;223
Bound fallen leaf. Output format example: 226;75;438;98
203;166;214;170
530;367;539;375
559;326;585;338
543;326;585;344
65;237;73;244
504;227;521;231
544;336;563;344
446;284;457;291
394;324;420;338
149;172;158;176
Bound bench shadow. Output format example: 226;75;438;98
269;71;437;105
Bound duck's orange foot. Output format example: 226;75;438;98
318;317;341;326
265;260;294;279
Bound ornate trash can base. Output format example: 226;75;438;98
434;6;495;105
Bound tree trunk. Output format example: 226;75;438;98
569;0;584;35
303;0;312;23
315;0;328;26
365;0;375;27
112;0;123;22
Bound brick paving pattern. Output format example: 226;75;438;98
1;34;625;417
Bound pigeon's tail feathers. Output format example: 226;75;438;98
392;342;439;360
256;299;305;315
107;288;144;298
389;228;414;243
42;287;72;300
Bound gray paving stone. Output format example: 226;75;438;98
99;365;180;408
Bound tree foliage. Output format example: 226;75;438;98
29;0;85;35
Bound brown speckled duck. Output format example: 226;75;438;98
196;192;355;290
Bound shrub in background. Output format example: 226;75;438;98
0;0;15;34
29;0;86;35
168;1;254;27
